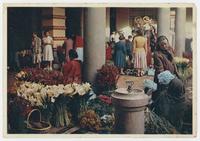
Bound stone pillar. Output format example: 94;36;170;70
80;8;84;37
106;8;110;41
175;8;186;57
112;88;149;134
41;8;66;48
158;8;171;38
84;8;106;83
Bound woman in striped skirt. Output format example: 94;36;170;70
133;29;147;76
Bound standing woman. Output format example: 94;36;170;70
63;35;74;62
114;34;127;74
133;29;147;76
42;30;54;70
31;32;42;68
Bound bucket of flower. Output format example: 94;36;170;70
26;109;51;134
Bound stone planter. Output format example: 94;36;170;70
112;88;149;134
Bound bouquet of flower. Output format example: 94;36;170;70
95;64;119;93
79;95;115;132
79;110;102;132
17;81;91;127
174;57;192;81
174;57;190;71
15;70;29;81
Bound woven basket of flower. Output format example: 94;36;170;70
26;109;51;133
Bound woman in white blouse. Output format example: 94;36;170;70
42;30;54;70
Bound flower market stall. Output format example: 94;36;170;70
8;62;192;134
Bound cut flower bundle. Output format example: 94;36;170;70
17;81;91;107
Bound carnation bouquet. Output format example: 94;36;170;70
95;64;119;93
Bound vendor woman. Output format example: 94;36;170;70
153;35;179;83
63;49;82;84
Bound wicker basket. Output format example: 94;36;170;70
26;109;51;133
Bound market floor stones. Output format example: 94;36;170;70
116;75;154;89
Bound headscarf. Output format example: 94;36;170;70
156;35;174;61
157;70;175;85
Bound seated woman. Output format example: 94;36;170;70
63;49;82;84
151;71;185;132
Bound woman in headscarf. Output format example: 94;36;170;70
152;71;186;132
153;35;179;83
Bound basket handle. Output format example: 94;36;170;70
27;109;41;128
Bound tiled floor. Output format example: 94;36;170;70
116;74;154;89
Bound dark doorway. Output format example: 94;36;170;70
110;8;116;33
7;8;42;69
65;8;82;37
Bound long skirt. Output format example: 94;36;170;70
134;48;147;69
43;45;54;61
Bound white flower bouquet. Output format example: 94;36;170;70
17;81;91;127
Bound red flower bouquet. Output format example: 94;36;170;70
17;68;64;85
95;64;119;93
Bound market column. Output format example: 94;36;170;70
83;8;106;83
175;8;186;57
41;8;66;48
106;8;110;41
158;8;170;38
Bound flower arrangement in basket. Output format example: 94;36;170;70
95;64;119;93
17;81;91;128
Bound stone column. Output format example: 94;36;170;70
80;8;84;37
158;8;171;38
175;8;186;57
41;8;66;48
84;8;106;83
106;8;110;41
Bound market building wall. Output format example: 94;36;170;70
116;8;131;38
42;8;66;48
